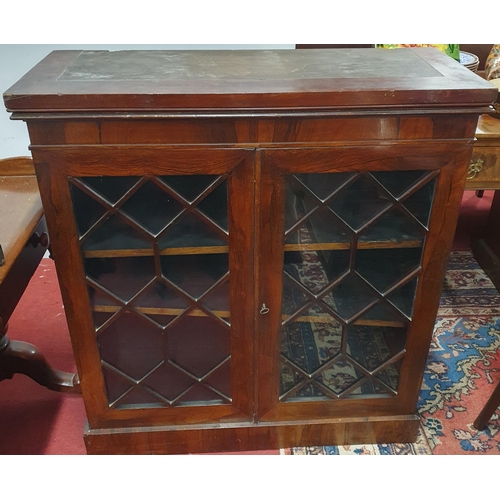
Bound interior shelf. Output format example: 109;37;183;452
93;304;405;328
83;246;229;258
284;239;422;252
94;304;230;319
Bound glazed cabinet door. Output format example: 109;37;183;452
256;143;472;422
32;146;255;428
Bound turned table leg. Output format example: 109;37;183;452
0;321;80;394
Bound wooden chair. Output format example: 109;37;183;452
0;156;79;392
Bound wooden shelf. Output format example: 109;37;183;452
83;245;229;258
93;305;405;328
284;239;422;252
94;304;230;319
83;240;423;259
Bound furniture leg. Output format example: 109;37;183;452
473;380;500;430
0;322;80;393
471;189;500;430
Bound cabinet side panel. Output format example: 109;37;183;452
398;149;473;409
64;122;100;144
32;156;109;425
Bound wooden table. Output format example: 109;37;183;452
468;114;500;291
466;114;500;190
465;113;500;429
0;156;79;392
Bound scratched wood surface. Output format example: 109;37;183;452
4;48;497;112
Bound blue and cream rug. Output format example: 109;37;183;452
284;250;500;454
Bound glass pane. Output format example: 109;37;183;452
101;367;134;405
387;278;419;318
281;358;365;401
327;176;392;230
167;316;230;379
202;277;231;323
284;249;350;296
361;301;407;325
347;321;407;373
197;182;229;231
358;208;425;245
325;274;378;320
159;175;218;202
376;360;403;392
88;286;121;330
370;170;427;198
282;274;311;317
132;281;191;327
71;174;233;409
69;183;107;236
115;387;164;408
281;304;342;373
79;176;141;204
120;181;184;235
143;363;194;402
280;170;436;401
285;209;352;247
294;172;357;201
85;256;156;302
315;360;364;395
98;313;164;381
158;212;227;249
402;177;437;228
81;214;152;252
356;247;422;293
161;253;228;299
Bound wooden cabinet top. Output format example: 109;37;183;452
3;48;498;113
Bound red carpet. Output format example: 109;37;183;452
0;190;496;455
0;258;86;454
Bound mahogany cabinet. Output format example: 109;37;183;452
3;48;497;454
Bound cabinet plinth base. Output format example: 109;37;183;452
83;415;420;454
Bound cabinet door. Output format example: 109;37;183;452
33;147;255;428
256;144;471;421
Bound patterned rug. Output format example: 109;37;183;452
284;250;500;454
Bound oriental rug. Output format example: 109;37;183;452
284;250;500;455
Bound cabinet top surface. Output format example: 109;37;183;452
3;48;497;113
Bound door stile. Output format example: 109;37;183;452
227;153;255;417
254;151;287;419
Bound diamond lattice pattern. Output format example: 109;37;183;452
70;175;232;409
280;170;437;402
